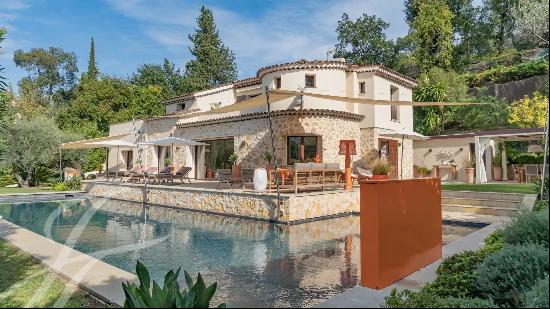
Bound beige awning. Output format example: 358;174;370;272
60;133;132;150
270;89;487;106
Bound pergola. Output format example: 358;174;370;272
474;128;547;184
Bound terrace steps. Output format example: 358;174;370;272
441;190;534;216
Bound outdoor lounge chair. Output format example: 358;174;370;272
146;166;175;184
216;169;233;189
172;166;193;183
356;167;373;180
236;168;254;189
120;166;144;182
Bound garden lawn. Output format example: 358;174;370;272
0;240;102;308
0;187;52;195
442;183;537;194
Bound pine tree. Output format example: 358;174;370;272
86;37;99;80
184;6;238;92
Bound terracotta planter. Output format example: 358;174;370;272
206;169;213;179
466;168;475;184
232;164;241;179
493;166;502;181
372;174;389;180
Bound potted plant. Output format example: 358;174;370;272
228;153;241;179
371;159;390;180
263;151;273;170
313;154;321;163
164;157;172;167
465;159;475;184
416;166;431;178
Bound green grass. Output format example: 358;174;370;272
442;183;537;194
0;240;102;308
0;187;53;195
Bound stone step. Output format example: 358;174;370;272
441;197;523;209
442;204;518;217
442;190;526;202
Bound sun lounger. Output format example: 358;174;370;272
173;166;193;183
147;166;175;184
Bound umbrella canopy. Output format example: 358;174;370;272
139;136;206;146
380;129;428;141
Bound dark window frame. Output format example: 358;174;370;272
287;136;319;164
275;77;282;89
305;74;316;88
359;81;366;94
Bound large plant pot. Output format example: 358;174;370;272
372;174;389;180
232;165;241;179
466;168;475;184
493;166;502;181
253;168;268;192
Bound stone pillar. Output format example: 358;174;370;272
502;146;508;181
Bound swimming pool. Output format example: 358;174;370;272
0;196;480;307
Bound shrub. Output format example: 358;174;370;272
0;166;17;187
371;158;390;175
476;245;549;307
52;182;67;191
64;176;81;191
534;200;549;212
436;297;497;308
534;178;549;201
465;59;549;87
123;261;226;308
523;275;549;308
384;288;439;308
502;209;549;248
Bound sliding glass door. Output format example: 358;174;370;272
203;138;234;172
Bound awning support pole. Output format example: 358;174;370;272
541;104;549;198
265;86;281;208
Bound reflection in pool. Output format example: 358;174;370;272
0;198;360;308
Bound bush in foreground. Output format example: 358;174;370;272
122;261;226;308
522;275;549;308
476;245;549;307
437;297;496;308
502;209;549;248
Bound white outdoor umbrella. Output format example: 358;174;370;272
139;137;206;173
87;140;138;174
380;129;428;179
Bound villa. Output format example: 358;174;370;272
107;58;418;179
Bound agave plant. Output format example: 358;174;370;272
122;261;226;308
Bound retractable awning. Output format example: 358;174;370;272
60;134;133;150
269;89;487;106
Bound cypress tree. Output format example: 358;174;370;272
86;37;99;80
184;6;238;92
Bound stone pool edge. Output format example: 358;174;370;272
0;219;137;307
315;220;507;308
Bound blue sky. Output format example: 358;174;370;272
1;0;412;88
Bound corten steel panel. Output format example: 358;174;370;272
360;178;442;289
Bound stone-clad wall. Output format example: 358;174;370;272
83;181;359;223
175;112;362;168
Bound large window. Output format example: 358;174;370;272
203;138;234;171
287;136;319;164
305;75;316;88
390;86;399;121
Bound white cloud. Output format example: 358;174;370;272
0;0;29;10
103;0;409;78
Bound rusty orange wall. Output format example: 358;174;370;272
360;178;442;289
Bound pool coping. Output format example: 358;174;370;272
315;219;507;308
0;219;137;307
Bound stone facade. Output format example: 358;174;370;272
83;181;359;223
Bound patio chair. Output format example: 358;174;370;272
146;166;175;184
524;164;539;182
238;168;255;189
216;169;233;189
356;167;373;180
121;166;143;182
172;166;193;183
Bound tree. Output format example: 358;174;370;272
184;6;238;92
508;92;548;128
0;116;62;187
410;0;454;71
85;37;99;80
13;47;78;106
512;0;549;47
334;13;397;67
483;0;519;51
0;28;7;91
131;59;185;99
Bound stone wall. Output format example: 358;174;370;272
359;128;414;178
83;181;359;223
175;111;362;169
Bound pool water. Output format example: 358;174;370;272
0;197;480;307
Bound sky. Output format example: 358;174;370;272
1;0;412;88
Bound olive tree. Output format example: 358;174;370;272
0;116;62;187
